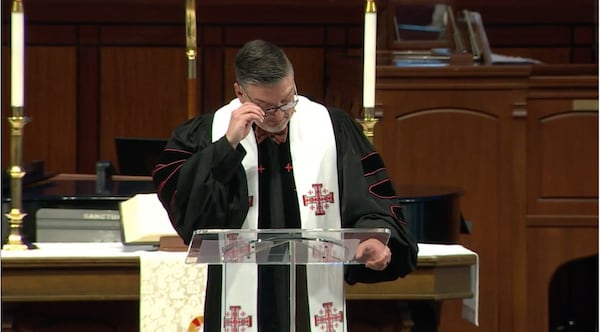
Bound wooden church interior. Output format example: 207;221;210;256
1;0;598;331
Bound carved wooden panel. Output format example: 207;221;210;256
378;88;519;332
3;301;138;332
526;99;598;217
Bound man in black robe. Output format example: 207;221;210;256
153;39;418;332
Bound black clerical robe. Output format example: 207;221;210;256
152;100;418;332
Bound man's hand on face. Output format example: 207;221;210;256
226;102;265;148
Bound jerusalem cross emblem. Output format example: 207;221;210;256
302;183;334;216
224;305;252;332
314;302;344;332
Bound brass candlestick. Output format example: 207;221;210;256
3;107;31;251
4;0;32;251
185;0;197;119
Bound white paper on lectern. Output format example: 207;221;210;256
119;193;178;244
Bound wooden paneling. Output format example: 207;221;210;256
376;75;529;332
1;0;597;174
456;0;598;64
1;256;139;331
221;26;326;46
2;46;78;173
457;0;597;24
526;227;598;332
527;100;598;215
99;47;187;172
538;109;597;196
1;0;364;174
523;68;599;332
100;25;183;46
486;26;573;46
526;67;599;219
78;45;100;171
325;54;597;332
202;46;225;114
3;301;139;332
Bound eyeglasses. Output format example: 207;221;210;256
241;84;298;115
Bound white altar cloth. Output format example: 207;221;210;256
1;242;208;331
0;242;145;258
139;250;207;332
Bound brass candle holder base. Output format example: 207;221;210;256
358;107;378;144
3;208;29;251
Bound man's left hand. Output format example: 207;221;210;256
354;238;391;271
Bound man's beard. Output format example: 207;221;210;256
257;110;294;133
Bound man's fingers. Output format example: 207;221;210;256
226;104;266;145
234;102;265;120
354;239;393;270
365;255;389;271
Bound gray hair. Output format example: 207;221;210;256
234;40;294;89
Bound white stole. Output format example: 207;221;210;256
212;96;346;332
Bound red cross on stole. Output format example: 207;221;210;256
302;183;335;216
224;305;252;331
314;302;344;331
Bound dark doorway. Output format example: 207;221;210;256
549;255;598;332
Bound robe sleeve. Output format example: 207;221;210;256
328;107;419;283
152;114;250;244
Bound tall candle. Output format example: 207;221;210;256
11;0;24;108
363;0;376;110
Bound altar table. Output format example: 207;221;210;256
1;242;477;332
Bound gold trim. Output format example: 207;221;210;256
12;0;23;13
359;107;378;144
185;0;198;119
187;53;197;78
185;0;197;52
365;0;376;14
572;99;598;111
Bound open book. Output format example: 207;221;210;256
119;193;178;245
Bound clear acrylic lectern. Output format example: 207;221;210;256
185;228;391;332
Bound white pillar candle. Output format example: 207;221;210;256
362;5;376;109
11;7;24;108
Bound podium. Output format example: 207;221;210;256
185;228;391;332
